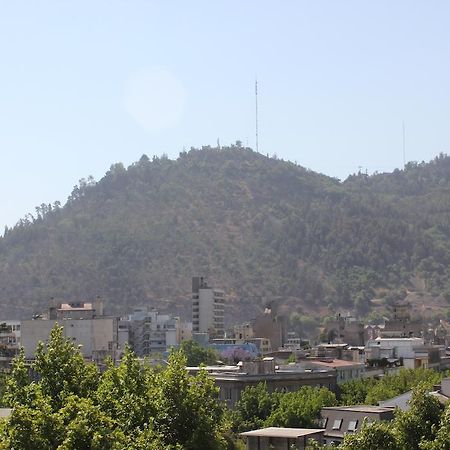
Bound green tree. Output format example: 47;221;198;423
179;339;217;366
231;383;280;433
364;368;441;405
0;389;62;450
3;348;32;407
339;378;376;405
0;328;231;449
394;385;442;450
56;395;127;450
341;420;400;450
154;350;226;450
421;403;450;449
33;325;99;410
264;386;336;428
95;347;154;433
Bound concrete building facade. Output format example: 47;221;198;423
192;277;224;338
21;317;118;363
124;307;190;356
203;359;337;408
365;337;441;369
21;300;119;364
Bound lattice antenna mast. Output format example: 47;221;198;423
402;120;406;167
255;78;259;153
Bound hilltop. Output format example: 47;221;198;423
1;146;450;324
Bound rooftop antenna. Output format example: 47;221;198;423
255;77;259;153
402;120;406;167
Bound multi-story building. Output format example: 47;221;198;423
234;322;254;340
0;321;21;370
125;307;190;356
21;300;119;364
190;358;337;408
365;337;441;369
252;306;286;351
192;277;224;338
324;314;365;346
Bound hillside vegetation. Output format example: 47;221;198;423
1;146;450;321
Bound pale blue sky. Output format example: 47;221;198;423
1;1;450;227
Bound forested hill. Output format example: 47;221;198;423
1;146;450;321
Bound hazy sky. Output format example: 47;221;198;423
1;1;450;227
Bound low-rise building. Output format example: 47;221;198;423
324;315;365;346
21;300;119;364
240;427;325;450
320;405;395;445
300;359;365;384
365;337;441;369
212;337;271;356
200;358;337;408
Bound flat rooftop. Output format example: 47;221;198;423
307;359;364;368
322;405;394;413
59;303;94;311
240;427;324;438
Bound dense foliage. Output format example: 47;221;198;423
178;339;218;366
339;368;443;405
341;386;445;450
231;382;336;433
1;147;450;320
0;326;229;450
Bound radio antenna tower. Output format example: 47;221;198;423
255;78;259;153
402;120;406;167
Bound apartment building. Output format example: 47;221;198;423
192;277;224;338
124;307;191;356
21;300;119;364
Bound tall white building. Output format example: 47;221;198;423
192;277;224;338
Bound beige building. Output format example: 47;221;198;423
253;307;286;351
21;300;119;364
192;277;224;338
234;322;254;340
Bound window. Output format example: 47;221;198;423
224;387;232;400
319;418;328;428
348;420;358;432
332;419;342;430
